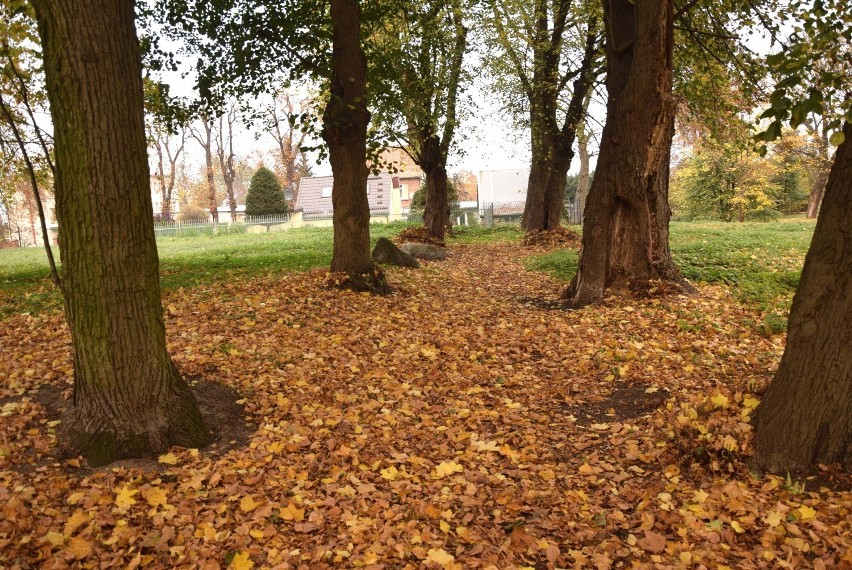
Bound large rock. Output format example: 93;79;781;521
372;237;420;268
400;242;448;261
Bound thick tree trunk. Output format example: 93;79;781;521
421;134;451;242
33;0;209;466
322;0;386;291
564;0;685;307
752;123;852;472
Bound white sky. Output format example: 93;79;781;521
154;17;778;182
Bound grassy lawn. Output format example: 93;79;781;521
0;218;814;322
527;217;815;330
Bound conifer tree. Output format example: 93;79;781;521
245;166;288;216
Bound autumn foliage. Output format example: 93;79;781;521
0;242;849;568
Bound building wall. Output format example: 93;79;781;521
477;169;529;205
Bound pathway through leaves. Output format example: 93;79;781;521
0;242;849;568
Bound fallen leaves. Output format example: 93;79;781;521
0;241;849;569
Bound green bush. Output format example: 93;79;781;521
409;179;459;212
245;167;288;216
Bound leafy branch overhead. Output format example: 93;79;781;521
756;0;852;151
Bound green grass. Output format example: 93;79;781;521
527;218;815;330
0;218;815;324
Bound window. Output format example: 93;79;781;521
320;187;332;198
400;184;409;200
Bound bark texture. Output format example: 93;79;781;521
33;0;209;466
564;0;685;307
322;0;378;284
752;123;852;472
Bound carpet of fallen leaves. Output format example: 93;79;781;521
1;241;850;570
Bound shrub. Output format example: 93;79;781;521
409;180;460;212
246;167;288;216
177;203;209;222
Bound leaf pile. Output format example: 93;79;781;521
522;227;581;248
0;241;849;569
394;227;446;247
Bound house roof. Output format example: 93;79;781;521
295;174;393;217
372;147;423;178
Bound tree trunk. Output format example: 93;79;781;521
203;148;218;223
752;123;852;472
522;124;552;231
806;131;832;219
564;0;685;307
575;90;594;223
576;119;591;221
33;0;210;466
421;134;451;241
322;0;386;291
806;164;829;219
522;22;598;232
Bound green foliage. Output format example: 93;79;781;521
755;1;852;150
529;219;816;327
409;180;459;212
672;133;809;222
245;167;288;217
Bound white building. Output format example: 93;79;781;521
477;169;530;205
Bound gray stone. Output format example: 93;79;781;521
400;242;448;260
372;237;420;268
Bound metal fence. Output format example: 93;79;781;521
153;213;291;237
152;199;586;237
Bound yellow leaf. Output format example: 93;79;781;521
426;547;455;567
63;509;90;536
281;501;305;522
420;346;438;359
439;520;451;533
227;348;241;356
539;469;555;481
65;536;93;560
710;394;729;408
692;490;709;504
114;486;138;512
229;551;254;570
472;439;500;452
797;505;816;521
743;395;760;410
66;492;85;505
240;496;260;513
380;465;400;481
578;463;595;475
504;399;521;409
46;532;65;547
158;452;179;465
249;528;265;539
143;486;169;508
763;511;783;527
434;461;463;478
730;521;744;533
